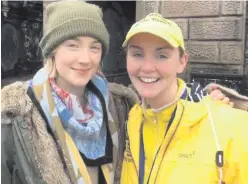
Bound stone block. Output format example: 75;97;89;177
136;1;160;21
170;18;188;39
188;63;243;76
187;41;219;63
160;1;219;18
189;17;244;40
222;1;244;15
220;42;244;64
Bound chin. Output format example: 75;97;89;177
138;90;157;99
71;80;89;87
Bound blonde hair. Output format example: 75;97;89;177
44;56;57;78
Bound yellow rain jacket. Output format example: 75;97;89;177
121;82;248;184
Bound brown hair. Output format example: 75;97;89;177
179;46;184;58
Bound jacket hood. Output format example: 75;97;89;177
108;82;140;105
1;82;32;122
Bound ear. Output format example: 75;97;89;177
177;52;188;74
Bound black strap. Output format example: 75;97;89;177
139;123;145;184
138;88;187;184
81;81;113;166
139;106;177;184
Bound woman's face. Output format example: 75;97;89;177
53;36;102;90
126;33;187;103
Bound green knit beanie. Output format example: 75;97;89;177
39;1;109;59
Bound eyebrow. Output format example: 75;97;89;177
69;37;101;44
128;45;143;50
70;37;81;42
128;45;172;51
156;46;173;51
91;40;101;44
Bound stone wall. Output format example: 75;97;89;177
245;3;248;94
136;1;247;89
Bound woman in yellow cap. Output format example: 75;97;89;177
121;13;248;184
1;2;243;184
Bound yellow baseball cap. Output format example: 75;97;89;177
122;13;185;50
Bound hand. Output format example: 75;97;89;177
209;85;234;107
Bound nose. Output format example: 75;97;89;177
77;48;91;65
140;57;155;73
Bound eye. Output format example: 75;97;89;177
90;45;101;53
91;46;100;50
132;52;143;57
68;44;79;48
159;55;168;59
156;54;168;60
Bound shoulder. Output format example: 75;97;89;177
1;81;32;124
206;101;248;138
183;96;248;129
107;83;140;130
218;106;248;127
108;82;139;106
204;83;248;111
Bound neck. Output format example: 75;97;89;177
56;77;86;101
146;80;179;109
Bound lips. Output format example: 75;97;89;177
72;68;90;73
139;77;160;83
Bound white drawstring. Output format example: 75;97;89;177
206;104;223;184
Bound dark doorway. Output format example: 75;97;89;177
88;1;136;86
1;1;43;83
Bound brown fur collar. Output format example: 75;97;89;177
2;82;71;183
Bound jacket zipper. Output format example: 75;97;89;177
153;105;184;183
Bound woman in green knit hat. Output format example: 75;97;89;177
1;1;244;184
1;1;138;184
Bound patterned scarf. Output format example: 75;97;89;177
30;68;117;184
49;77;108;160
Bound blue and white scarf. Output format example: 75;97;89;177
30;68;109;160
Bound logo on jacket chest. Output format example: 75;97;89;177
177;151;195;159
